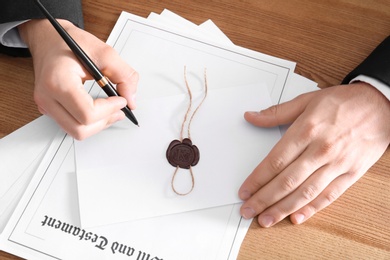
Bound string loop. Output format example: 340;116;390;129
170;66;208;196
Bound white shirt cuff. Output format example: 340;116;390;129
351;75;390;101
0;21;29;48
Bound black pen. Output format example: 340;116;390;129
33;0;139;126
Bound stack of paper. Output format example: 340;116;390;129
0;10;317;260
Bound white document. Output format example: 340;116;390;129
0;116;58;200
76;83;279;227
0;116;60;233
102;11;295;104
0;10;317;260
75;11;294;227
0;75;316;260
0;133;252;260
149;9;234;45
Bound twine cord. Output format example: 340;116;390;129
171;66;208;196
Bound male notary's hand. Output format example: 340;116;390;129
239;82;390;227
18;19;138;140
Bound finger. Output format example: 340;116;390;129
97;47;139;109
239;120;354;222
115;71;139;110
239;111;316;201
39;94;125;140
73;110;125;140
239;131;343;220
290;171;362;225
255;163;339;227
51;77;128;125
239;130;303;201
239;93;316;200
244;91;314;128
239;141;325;218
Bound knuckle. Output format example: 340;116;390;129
250;176;263;189
269;156;285;173
316;139;336;158
301;185;319;201
70;128;88;141
38;76;60;93
280;175;296;192
273;204;289;217
97;45;116;65
300;120;318;141
309;204;319;214
346;170;360;181
77;105;98;125
324;189;339;204
72;133;83;141
100;44;114;55
104;44;116;55
252;197;268;212
80;113;97;126
304;203;318;216
268;104;279;115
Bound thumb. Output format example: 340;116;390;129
244;92;314;127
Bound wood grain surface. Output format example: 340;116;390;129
1;0;389;259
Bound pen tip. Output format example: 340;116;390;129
137;124;140;127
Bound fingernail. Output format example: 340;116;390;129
242;207;256;219
129;94;137;109
294;214;305;224
239;190;251;200
131;94;137;102
259;215;274;228
246;111;261;116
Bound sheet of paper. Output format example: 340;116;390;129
104;11;295;103
0;148;47;234
74;11;294;227
147;12;217;43
149;9;233;45
0;116;60;234
0;116;58;199
0;130;252;260
199;19;235;46
0;9;318;260
155;10;318;134
0;74;316;260
76;83;279;227
0;11;256;260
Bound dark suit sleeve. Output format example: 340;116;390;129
342;36;390;88
0;0;84;57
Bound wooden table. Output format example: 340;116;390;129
1;0;389;259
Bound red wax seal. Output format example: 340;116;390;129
166;138;200;169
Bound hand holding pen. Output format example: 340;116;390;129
17;1;139;140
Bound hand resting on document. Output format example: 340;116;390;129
239;82;390;227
